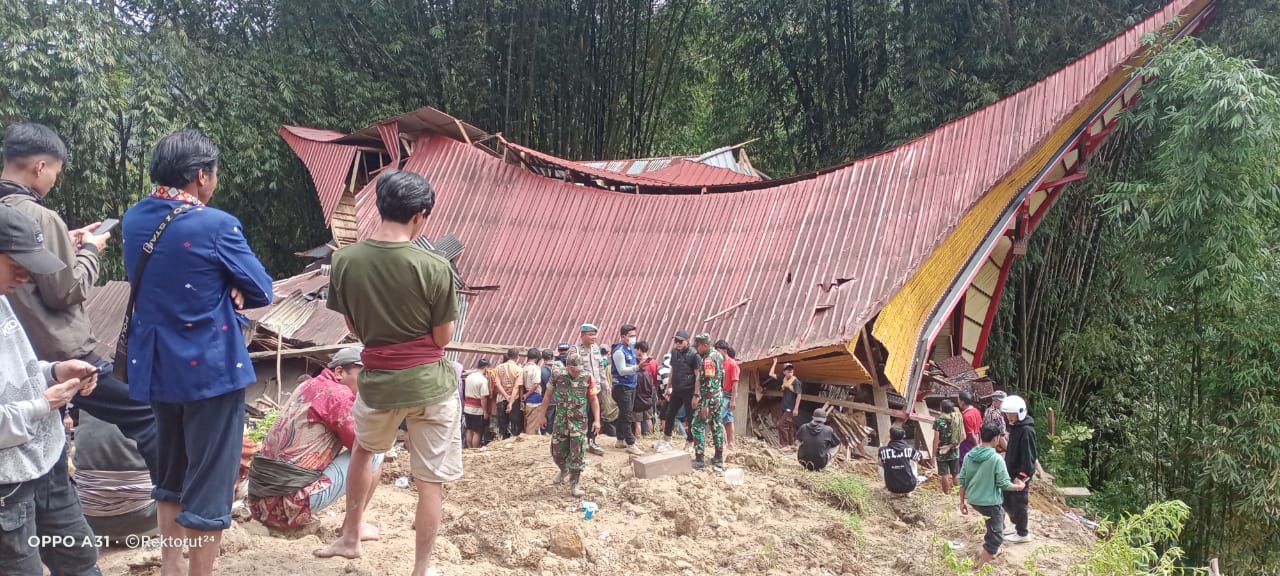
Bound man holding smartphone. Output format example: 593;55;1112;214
0;123;159;476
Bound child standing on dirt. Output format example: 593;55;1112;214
546;354;601;497
958;421;1026;570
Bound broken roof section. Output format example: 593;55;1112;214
578;141;765;186
280;0;1205;393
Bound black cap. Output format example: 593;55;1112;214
0;205;65;275
783;362;795;371
556;342;570;351
673;330;690;341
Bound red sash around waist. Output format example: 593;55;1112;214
360;333;446;371
464;397;484;409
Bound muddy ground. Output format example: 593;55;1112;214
98;434;1095;575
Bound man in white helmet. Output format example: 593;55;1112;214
1000;395;1038;543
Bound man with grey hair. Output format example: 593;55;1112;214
249;346;385;530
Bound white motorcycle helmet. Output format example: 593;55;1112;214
1000;394;1028;422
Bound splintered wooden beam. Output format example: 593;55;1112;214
759;390;908;419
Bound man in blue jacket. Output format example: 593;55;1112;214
610;323;643;455
122;130;273;576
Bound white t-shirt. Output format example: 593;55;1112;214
523;363;541;394
463;371;490;415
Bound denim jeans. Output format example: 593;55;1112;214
0;449;101;576
973;504;1006;554
308;452;386;513
75;355;159;480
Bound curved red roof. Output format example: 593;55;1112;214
285;0;1200;367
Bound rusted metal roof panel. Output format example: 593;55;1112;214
640;159;762;186
279;127;358;223
336;106;488;147
302;0;1196;368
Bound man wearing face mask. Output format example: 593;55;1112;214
656;330;699;453
610;324;643;456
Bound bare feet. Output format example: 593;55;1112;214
313;537;361;559
410;563;441;576
360;523;381;541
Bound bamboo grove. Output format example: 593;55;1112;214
2;0;1279;571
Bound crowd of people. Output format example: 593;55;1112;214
0;122;1043;575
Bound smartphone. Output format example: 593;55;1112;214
93;218;119;235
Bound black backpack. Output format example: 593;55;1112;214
634;366;656;411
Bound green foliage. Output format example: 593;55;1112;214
818;473;869;514
1044;423;1095;489
1076;501;1199;576
246;409;279;444
1025;501;1202;576
933;536;994;576
987;32;1280;573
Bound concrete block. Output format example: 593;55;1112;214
632;451;692;480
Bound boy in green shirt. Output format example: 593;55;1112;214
958;421;1026;569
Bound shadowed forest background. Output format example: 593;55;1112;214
3;0;1279;572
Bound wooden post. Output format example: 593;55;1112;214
873;383;891;446
915;400;936;458
274;337;284;405
735;370;754;430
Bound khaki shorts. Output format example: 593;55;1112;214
353;396;463;483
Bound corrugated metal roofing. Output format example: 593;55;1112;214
290;0;1201;383
85;281;131;360
280;127;358;223
337;106;488;147
640;159;761;186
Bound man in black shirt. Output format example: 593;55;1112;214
656;330;698;453
878;426;923;495
797;409;840;471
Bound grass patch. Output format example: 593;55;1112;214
840;511;863;535
819;473;870;514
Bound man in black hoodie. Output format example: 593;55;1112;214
797;409;840;471
879;425;923;495
1000;395;1039;543
656;330;698;453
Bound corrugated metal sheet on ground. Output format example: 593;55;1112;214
292;0;1198;383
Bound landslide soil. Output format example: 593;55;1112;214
99;435;1093;575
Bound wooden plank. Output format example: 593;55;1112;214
1060;487;1092;497
247;340;518;360
759;390;908;419
735;369;753;426
915;400;936;457
873;383;892;446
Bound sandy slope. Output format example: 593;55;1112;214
98;434;1094;575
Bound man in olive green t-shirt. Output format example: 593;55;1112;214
315;170;460;576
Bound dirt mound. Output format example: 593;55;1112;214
99;435;1094;575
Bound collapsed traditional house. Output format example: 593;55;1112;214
85;0;1214;449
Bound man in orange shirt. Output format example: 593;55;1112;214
491;348;525;439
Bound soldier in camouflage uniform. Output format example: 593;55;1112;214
690;333;726;471
546;353;601;497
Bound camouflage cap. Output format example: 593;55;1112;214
565;353;584;368
693;333;712;345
